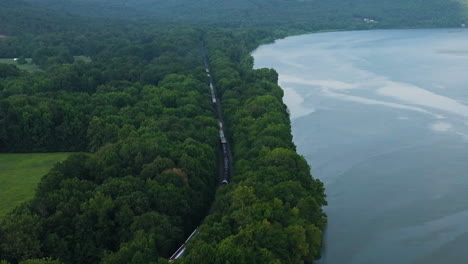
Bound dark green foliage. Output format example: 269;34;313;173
0;26;218;264
0;209;43;263
32;48;74;68
24;0;468;29
0;0;84;36
0;64;20;78
17;57;27;65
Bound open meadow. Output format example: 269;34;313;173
0;153;72;216
0;58;40;72
0;56;91;73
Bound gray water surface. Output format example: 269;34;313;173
252;29;468;264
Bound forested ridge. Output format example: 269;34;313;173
0;0;85;35
24;0;468;29
1;0;466;263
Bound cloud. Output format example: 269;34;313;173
430;122;452;132
377;81;468;117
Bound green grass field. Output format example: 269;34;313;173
0;56;91;73
0;58;40;72
0;153;72;216
74;55;92;63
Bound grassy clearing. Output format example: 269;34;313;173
0;58;40;72
0;152;72;216
74;55;92;63
0;56;92;73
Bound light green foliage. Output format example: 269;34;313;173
101;231;161;264
182;30;327;264
20;258;63;264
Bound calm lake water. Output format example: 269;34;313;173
252;29;468;264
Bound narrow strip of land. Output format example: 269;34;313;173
169;43;234;260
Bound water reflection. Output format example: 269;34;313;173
253;29;468;264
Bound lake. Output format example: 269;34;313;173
252;29;468;264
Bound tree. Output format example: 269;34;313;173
0;212;43;263
0;64;20;78
17;56;27;65
19;258;63;264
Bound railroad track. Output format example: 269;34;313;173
169;45;233;261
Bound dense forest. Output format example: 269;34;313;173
24;0;468;29
179;30;327;263
0;0;83;35
1;0;467;263
0;25;223;264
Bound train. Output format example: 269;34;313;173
219;129;227;144
207;67;230;185
170;58;231;263
219;127;229;185
169;228;199;261
210;84;216;104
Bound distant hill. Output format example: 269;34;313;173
24;0;468;29
23;0;143;22
0;0;81;35
3;0;467;35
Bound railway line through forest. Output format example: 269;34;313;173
169;45;234;261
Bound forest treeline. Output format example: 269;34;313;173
0;0;84;35
2;0;467;36
23;0;468;29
